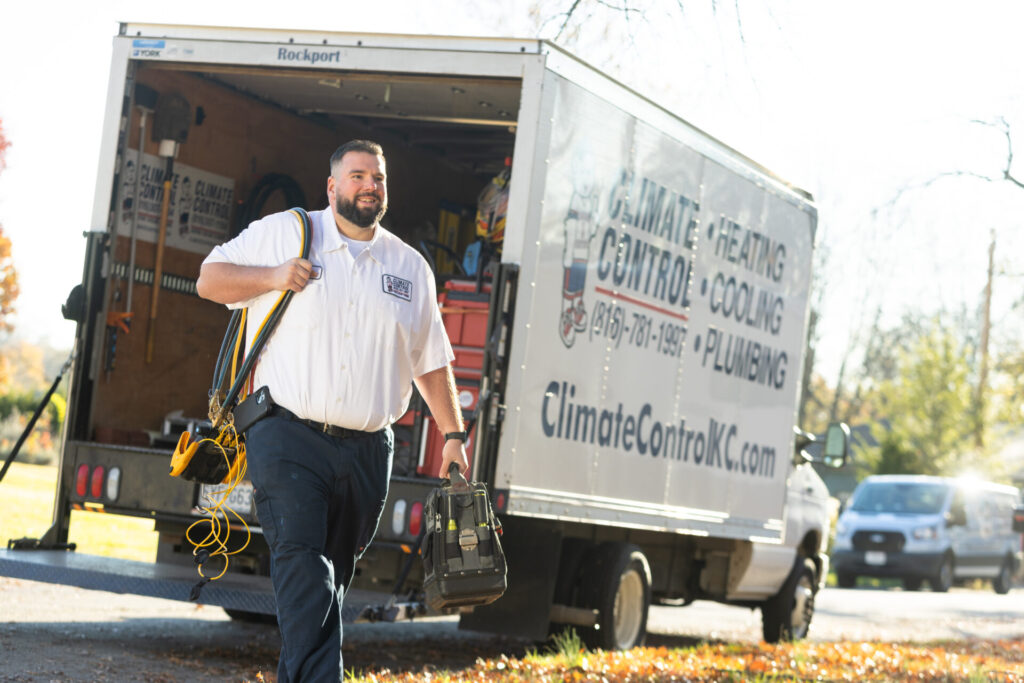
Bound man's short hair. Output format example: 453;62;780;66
330;140;384;174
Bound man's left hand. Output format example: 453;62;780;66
438;438;469;479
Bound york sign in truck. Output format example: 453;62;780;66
0;23;848;648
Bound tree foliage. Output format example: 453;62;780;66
867;320;980;475
0;119;18;392
0;118;18;341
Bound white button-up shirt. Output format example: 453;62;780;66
203;207;454;431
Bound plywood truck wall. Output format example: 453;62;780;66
91;64;486;437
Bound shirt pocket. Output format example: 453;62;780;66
275;278;326;332
372;295;417;349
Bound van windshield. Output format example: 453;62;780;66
849;481;950;514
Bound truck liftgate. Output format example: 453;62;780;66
0;549;425;623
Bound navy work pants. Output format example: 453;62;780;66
246;415;393;682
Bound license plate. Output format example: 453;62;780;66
864;550;887;566
198;481;255;518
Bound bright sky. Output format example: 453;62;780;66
1;0;1022;384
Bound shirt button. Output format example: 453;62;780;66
340;365;347;371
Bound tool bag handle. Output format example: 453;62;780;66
210;208;313;426
447;461;471;492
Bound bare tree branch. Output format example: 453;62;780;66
874;170;1003;218
554;0;584;40
592;0;643;15
877;118;1024;216
733;0;747;45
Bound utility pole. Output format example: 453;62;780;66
976;230;995;448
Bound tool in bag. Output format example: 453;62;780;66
422;462;507;612
167;207;312;596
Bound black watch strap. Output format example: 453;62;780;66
444;431;468;443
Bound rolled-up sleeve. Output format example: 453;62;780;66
202;215;293;309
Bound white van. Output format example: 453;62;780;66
832;475;1022;593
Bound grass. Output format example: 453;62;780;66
549;627;587;669
0;461;158;562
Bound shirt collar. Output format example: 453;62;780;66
318;207;385;264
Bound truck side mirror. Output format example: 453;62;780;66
947;504;967;527
821;422;850;469
1013;505;1024;534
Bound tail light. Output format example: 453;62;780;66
409;501;423;537
73;463;121;501
75;464;90;497
106;467;121;501
90;466;106;499
391;499;407;536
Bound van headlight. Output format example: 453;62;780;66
912;524;939;540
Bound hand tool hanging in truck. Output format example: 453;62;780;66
168;207;311;596
145;92;192;363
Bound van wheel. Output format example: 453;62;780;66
993;558;1013;594
902;577;923;591
579;543;651;650
762;557;816;643
836;571;856;588
931;555;954;592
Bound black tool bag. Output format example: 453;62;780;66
422;464;507;612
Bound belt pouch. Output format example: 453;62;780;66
234;385;274;434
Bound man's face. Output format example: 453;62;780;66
329;151;388;229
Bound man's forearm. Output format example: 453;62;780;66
196;262;278;305
415;364;469;477
414;365;464;433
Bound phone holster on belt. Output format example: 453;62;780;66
233;385;274;434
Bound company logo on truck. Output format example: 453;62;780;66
552;159;793;392
540;380;776;478
276;47;342;65
558;169;600;347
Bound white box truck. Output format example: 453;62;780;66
0;23;848;648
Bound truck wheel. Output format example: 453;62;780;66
836;571;856;589
902;577;923;591
930;555;954;592
993;558;1013;595
580;543;651;650
761;557;816;643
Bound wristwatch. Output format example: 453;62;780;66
444;431;468;443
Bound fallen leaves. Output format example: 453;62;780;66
337;638;1024;682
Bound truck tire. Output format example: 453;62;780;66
930;555;954;592
579;542;651;650
761;556;816;643
993;557;1013;595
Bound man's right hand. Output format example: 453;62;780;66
198;259;314;305
272;258;314;293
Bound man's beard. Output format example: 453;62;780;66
336;191;386;229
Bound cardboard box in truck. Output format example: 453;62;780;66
0;22;849;648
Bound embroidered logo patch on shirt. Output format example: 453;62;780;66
382;274;413;301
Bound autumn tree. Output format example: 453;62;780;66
0;119;19;391
865;320;978;476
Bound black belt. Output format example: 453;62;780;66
270;406;376;440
